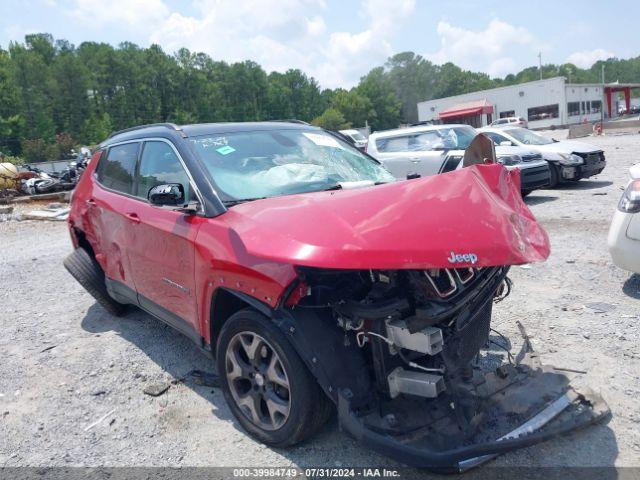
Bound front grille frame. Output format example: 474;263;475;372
407;266;508;333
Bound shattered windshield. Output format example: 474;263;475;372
190;129;395;203
375;126;476;153
506;128;553;145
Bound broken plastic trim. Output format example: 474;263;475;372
337;387;609;472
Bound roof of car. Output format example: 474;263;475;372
479;126;520;132
181;121;319;136
369;123;471;139
101;121;320;147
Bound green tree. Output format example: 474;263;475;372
330;89;375;127
82;112;113;144
357;67;401;130
1;33;639;154
311;108;350;130
265;69;324;121
385;52;439;123
21;138;48;162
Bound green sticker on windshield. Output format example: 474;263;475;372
216;145;235;155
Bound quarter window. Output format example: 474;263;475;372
137;141;192;201
97;143;139;194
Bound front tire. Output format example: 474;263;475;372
217;308;331;447
548;163;560;188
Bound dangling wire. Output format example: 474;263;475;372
494;277;513;303
489;327;514;364
356;331;445;373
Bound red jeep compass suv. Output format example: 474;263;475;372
64;122;607;470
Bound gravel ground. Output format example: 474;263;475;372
1;131;639;470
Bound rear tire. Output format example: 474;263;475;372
216;308;331;447
63;247;127;316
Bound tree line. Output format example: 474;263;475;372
1;33;639;162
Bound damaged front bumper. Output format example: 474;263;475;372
275;288;610;472
520;164;551;191
337;356;610;472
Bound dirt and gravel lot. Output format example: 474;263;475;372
1;131;639;470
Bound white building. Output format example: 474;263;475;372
416;77;638;129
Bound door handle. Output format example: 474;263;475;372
85;198;96;207
125;212;141;224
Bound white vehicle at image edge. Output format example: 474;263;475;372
478;126;606;187
608;163;640;274
367;124;550;195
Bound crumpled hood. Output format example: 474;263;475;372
535;140;601;154
221;164;550;270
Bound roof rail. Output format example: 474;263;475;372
270;119;311;125
107;123;184;139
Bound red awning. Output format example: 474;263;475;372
439;99;494;120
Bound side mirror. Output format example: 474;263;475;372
148;183;185;206
499;140;513;146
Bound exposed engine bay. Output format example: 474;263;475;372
295;266;510;401
275;266;610;471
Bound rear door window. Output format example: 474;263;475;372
375;135;410;153
136;141;192;201
97;142;140;195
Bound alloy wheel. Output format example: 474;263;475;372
225;331;291;431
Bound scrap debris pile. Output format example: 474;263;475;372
0;158;87;221
0;155;88;200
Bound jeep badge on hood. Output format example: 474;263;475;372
447;251;478;264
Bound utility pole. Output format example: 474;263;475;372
601;64;605;124
538;52;542;80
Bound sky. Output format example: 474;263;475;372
1;0;639;89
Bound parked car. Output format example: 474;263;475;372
608;163;640;274
489;116;528;128
338;129;368;150
478;126;606;187
367;124;550;196
63;121;607;470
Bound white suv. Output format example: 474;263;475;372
367;124;550;196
